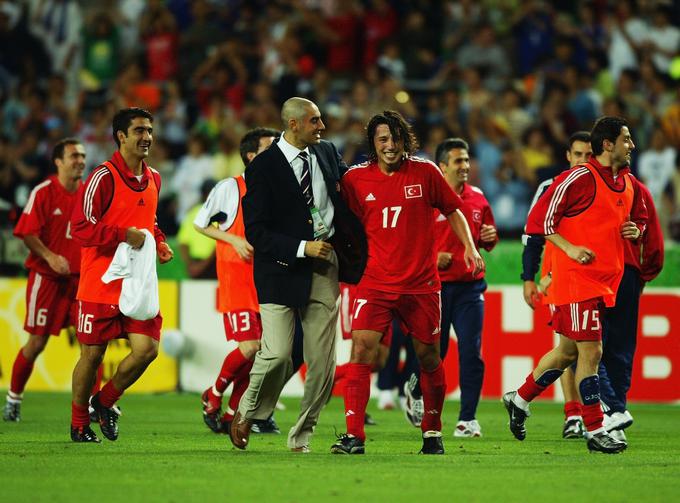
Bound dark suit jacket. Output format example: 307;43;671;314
243;139;367;308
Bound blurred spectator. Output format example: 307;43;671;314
177;0;223;84
377;40;406;83
213;133;244;180
80;10;119;92
607;0;647;82
156;80;188;158
482;144;531;237
520;125;555;186
362;0;398;68
512;1;554;76
139;0;179;82
171;133;214;223
323;1;361;74
28;0;83;104
177;178;216;279
456;22;511;92
644;5;680;75
400;10;440;80
493;87;532;145
441;0;482;58
638;128;677;213
193;39;247;117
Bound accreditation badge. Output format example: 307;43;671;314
310;206;330;240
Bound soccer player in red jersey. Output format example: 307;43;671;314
330;111;484;455
503;116;647;454
3;139;86;422
69;108;174;443
433;137;498;437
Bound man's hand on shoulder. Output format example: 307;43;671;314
304;241;333;261
158;241;174;264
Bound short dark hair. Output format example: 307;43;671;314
111;107;153;147
239;127;279;165
590;116;628;155
366;110;419;162
52;137;82;165
567;131;591;151
435;137;469;165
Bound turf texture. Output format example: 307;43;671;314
1;392;678;503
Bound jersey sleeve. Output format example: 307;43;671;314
340;171;364;220
70;167;127;248
14;182;49;238
479;200;498;251
525;167;595;235
193;178;240;230
427;162;462;215
638;183;664;282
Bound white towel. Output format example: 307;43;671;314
101;229;159;320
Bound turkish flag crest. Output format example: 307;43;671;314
404;184;423;199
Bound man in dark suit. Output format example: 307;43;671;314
230;97;366;452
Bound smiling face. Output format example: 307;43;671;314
119;117;153;160
373;123;405;172
292;103;325;148
56;143;86;186
440;147;470;189
610;126;635;168
566;140;592;168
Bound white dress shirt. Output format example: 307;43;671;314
277;134;335;257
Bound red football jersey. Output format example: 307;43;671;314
14;175;81;277
435;183;498;282
341;157;462;293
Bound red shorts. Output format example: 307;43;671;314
223;310;262;342
351;287;441;345
24;271;78;336
75;300;163;345
340;283;391;347
550;297;604;341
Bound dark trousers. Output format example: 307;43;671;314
598;265;642;413
442;279;487;421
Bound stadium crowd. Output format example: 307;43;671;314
0;0;679;245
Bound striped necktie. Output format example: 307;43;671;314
298;151;314;207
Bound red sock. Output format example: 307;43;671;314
10;349;34;395
421;362;446;433
99;380;123;408
517;373;547;402
227;360;254;417
564;400;582;419
334;363;349;384
71;401;90;428
215;348;251;394
582;403;604;432
91;365;104;395
344;363;371;441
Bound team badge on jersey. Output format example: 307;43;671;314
472;209;482;222
404;184;422;199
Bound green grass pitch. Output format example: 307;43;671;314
1;392;679;503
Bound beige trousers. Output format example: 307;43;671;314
238;252;339;449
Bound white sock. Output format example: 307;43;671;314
513;393;530;412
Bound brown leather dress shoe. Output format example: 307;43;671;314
229;411;252;450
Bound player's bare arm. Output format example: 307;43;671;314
620;220;642;241
23;234;70;275
546;233;594;265
446;209;484;275
193;223;254;261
